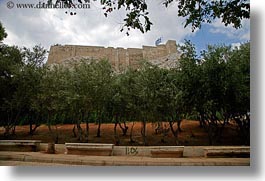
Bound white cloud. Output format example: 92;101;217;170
0;0;250;58
231;42;242;49
209;19;250;41
0;0;195;50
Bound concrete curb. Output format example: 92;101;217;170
0;152;250;166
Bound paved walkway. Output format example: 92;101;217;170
0;151;250;166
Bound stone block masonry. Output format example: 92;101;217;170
47;40;179;71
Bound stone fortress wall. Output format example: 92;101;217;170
47;40;179;70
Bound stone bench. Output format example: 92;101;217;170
204;147;250;158
0;140;41;152
151;146;184;158
65;143;114;156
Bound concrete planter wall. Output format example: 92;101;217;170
37;143;250;158
65;143;114;156
0;140;41;152
113;146;184;157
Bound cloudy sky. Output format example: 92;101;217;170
0;0;250;54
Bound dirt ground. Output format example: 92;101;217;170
0;120;242;146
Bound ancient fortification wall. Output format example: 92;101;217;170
47;40;178;70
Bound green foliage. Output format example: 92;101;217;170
181;42;250;145
164;0;250;31
0;45;23;117
0;22;7;42
100;0;249;33
22;45;47;67
0;35;250;144
0;43;47;135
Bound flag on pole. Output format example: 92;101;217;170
155;37;162;46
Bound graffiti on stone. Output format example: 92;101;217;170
125;146;138;155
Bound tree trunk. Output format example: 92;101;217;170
234;115;250;145
29;124;40;135
206;118;219;146
4;114;15;137
96;118;101;137
207;121;213;145
48;124;59;144
177;119;182;132
77;123;83;141
29;119;33;135
72;125;77;137
114;121;120;145
155;122;162;134
11;125;16;135
118;121;128;136
129;121;135;143
46;142;55;154
199;113;206;128
96;111;104;137
141;119;147;146
4;109;18;136
4;125;12;137
161;122;166;143
169;121;179;145
76;111;84;142
29;114;42;135
85;120;89;142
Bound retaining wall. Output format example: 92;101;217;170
38;144;249;158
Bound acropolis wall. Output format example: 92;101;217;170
47;40;178;70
